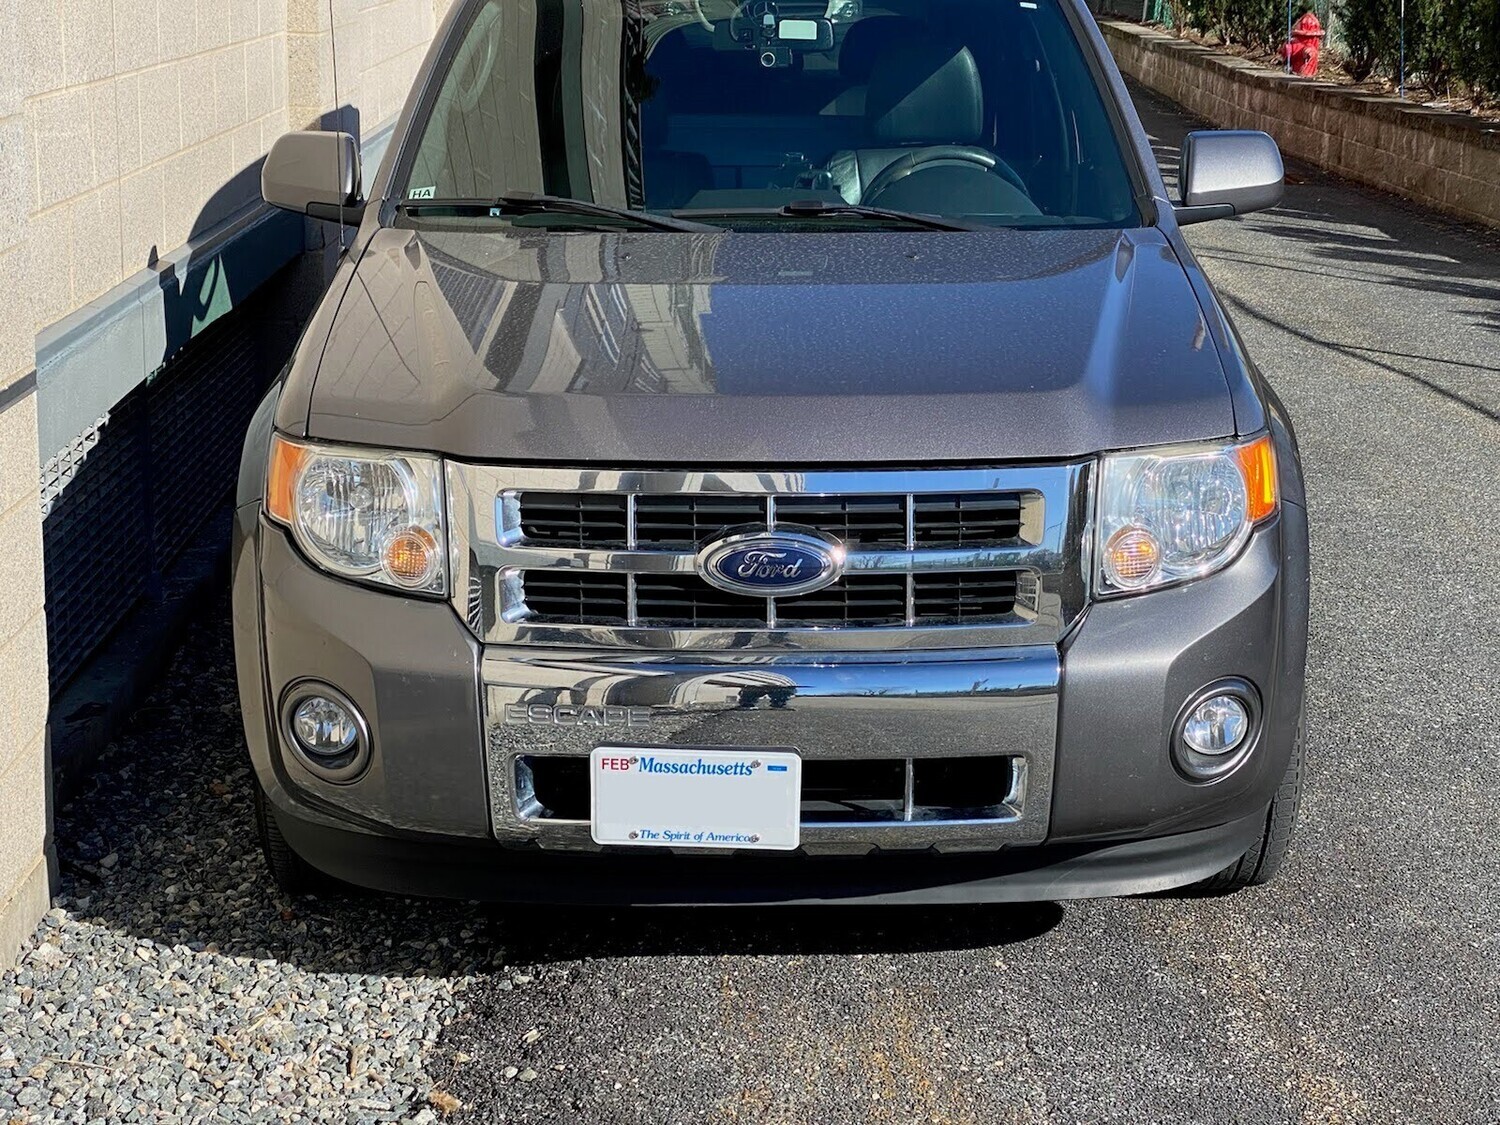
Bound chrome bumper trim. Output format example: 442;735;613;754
482;645;1059;855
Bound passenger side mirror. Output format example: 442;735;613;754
1173;130;1284;226
262;131;365;224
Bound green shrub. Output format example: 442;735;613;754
1167;0;1499;103
1336;0;1500;101
1173;0;1296;49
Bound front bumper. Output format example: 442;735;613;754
232;502;1308;901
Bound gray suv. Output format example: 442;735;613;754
235;0;1309;903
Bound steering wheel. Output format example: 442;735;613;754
862;148;1030;205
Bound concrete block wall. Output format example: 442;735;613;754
0;0;457;968
1101;20;1500;230
0;0;54;976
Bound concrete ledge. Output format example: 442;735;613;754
33;204;306;471
34;116;401;470
1100;20;1500;229
0;853;50;971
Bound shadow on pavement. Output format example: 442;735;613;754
52;593;1063;978
497;901;1063;963
1128;77;1500;421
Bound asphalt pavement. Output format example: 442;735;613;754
4;82;1497;1125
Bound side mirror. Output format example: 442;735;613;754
1174;130;1284;226
261;131;364;224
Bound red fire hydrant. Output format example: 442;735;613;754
1280;11;1324;77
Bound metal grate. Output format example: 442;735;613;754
40;391;153;687
40;277;292;691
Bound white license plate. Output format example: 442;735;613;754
590;746;801;851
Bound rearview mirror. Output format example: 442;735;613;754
1174;130;1284;226
262;131;364;224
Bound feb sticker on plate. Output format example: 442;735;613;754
590;746;801;851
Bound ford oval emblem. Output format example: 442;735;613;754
696;530;845;598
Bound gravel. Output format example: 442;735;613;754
0;611;497;1123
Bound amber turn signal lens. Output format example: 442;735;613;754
266;434;309;525
383;526;439;586
1103;526;1161;588
1234;433;1278;523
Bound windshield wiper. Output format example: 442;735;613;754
675;198;979;232
397;192;717;232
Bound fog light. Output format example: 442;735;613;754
280;683;370;783
1182;694;1249;755
291;696;359;757
1173;679;1260;782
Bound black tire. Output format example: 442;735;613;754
1193;709;1305;893
253;783;330;895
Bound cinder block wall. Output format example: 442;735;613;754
0;3;54;975
0;0;457;968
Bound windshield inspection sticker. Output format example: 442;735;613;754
591;746;801;850
407;185;437;199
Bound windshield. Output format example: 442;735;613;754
400;0;1141;230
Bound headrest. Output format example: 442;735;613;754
837;17;926;82
865;37;983;146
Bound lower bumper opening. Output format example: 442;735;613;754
516;754;1019;826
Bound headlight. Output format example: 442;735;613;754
1095;433;1277;596
265;435;448;595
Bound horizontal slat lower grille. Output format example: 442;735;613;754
515;492;1027;549
515;754;1020;824
634;575;766;627
913;572;1021;622
520;571;629;623
776;576;909;626
522;571;1019;627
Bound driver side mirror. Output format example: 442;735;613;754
1174;130;1284;226
262;130;365;225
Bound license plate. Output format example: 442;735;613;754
590;746;801;851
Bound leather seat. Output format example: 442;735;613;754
824;34;1030;213
820;16;925;117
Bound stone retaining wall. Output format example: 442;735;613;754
1100;20;1500;229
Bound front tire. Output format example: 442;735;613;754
1194;710;1305;893
253;783;329;895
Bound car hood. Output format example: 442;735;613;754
299;225;1234;463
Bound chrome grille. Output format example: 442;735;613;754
521;572;1024;629
445;464;1091;651
518;493;629;548
519;491;1018;550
